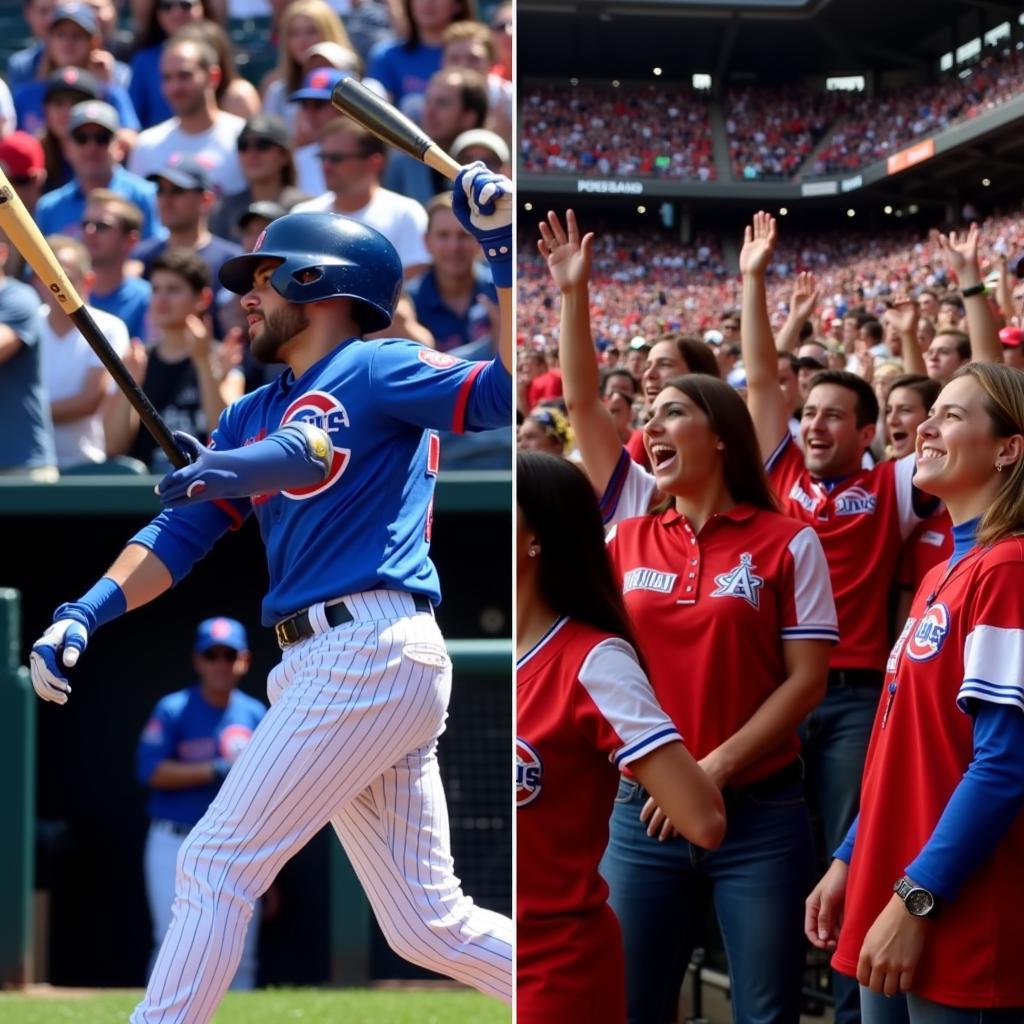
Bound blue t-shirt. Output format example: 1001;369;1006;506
13;78;140;137
132;338;513;623
91;275;152;340
6;44;43;89
0;278;55;469
136;684;267;826
135;234;243;286
129;43;170;130
367;40;442;119
407;264;497;353
34;165;164;242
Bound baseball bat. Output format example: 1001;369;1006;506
330;78;462;181
0;170;188;469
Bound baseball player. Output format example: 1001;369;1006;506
29;163;514;1023
137;617;266;990
517;450;725;1024
807;363;1024;1017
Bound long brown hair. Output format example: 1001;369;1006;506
953;363;1024;546
650;374;778;514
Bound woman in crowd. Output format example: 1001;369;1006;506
517;406;573;457
129;0;213;128
540;209;839;1024
807;362;1024;1022
176;20;261;118
517;449;725;1024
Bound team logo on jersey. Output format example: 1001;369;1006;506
516;738;543;807
887;616;917;674
920;530;945;547
905;603;950;662
788;482;820;514
833;487;877;516
141;716;164;745
623;567;678;594
418;349;463;370
219;723;255;762
277;391;352;501
711;553;764;609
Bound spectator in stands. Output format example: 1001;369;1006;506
35;234;129;470
288;66;349;196
407;192;495;352
235;200;285;254
517;407;572;456
925;329;972;385
385;67;487;204
0;133;47;279
441;20;511;142
106;248;242;469
367;0;476;122
135;156;242;287
938;294;965;330
35;101;163;241
0;230;58;478
128;34;246;196
488;2;511;81
7;0;57;89
175;20;261;120
260;0;355;129
292;117;430;277
14;4;139;138
38;67;105;193
208;115;307;243
1001;325;1024;370
128;0;211;129
451;127;510;176
518;348;562;416
82;190;152;341
918;288;940;321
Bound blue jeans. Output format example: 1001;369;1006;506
600;773;814;1024
861;988;1024;1024
800;682;881;1024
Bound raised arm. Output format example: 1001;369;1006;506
538;210;625;494
740;212;792;461
888;299;926;376
933;224;1001;364
775;271;820;354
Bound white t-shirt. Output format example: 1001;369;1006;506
40;304;130;469
128;113;247;197
293;143;326;198
291;187;429;268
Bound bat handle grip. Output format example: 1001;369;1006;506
424;145;463;182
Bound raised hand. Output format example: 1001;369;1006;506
932;223;982;285
537;209;594;294
887;298;919;335
739;211;777;277
789;270;820;324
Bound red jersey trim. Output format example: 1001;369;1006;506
213;499;247;531
451;361;486;434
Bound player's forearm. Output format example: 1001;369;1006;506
147;759;221;789
497;286;512;374
104;542;174;612
900;330;926;376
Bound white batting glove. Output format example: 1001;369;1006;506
30;618;89;705
453;163;513;287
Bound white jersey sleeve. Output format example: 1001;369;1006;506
782;526;840;642
599;448;657;527
894;452;925;540
576;637;682;769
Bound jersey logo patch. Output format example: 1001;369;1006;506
888;616;917;674
788;482;819;514
623;567;678;594
833;486;877;516
276;391;352;502
418;349;463;370
516;738;543;807
711;553;764;609
906;603;950;662
219;724;255;762
921;530;945;547
141;717;163;744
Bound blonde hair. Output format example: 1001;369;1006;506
526;406;574;455
276;0;354;93
955;363;1024;546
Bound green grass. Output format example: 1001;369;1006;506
0;988;511;1023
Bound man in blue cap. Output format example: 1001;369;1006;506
136;617;266;990
288;66;350;196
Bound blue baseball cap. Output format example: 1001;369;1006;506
195;617;248;653
289;67;350;102
147;154;211;191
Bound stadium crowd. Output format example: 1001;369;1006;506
0;0;513;478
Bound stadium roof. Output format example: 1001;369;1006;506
518;0;1023;81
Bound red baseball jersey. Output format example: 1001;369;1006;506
766;436;921;670
517;617;681;1022
607;503;838;786
834;537;1024;1006
898;506;953;593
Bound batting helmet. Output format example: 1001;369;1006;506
219;212;403;333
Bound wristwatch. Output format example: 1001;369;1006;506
893;875;940;918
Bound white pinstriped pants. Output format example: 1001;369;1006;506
130;591;513;1023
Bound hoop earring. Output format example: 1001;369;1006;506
528;547;538;558
996;462;1004;472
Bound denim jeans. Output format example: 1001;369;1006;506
800;682;881;1024
600;774;815;1024
861;988;1024;1024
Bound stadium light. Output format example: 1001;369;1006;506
653;67;662;76
570;77;579;86
982;177;992;187
779;207;788;216
846;209;855;218
884;205;893;214
637;205;646;214
612;80;621;87
909;204;919;214
524;202;533;212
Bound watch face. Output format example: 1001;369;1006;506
905;888;935;916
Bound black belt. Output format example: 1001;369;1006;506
828;667;884;689
275;593;433;649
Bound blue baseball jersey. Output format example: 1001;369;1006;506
136;685;267;826
132;338;512;624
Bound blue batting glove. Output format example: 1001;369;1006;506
453;162;512;287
